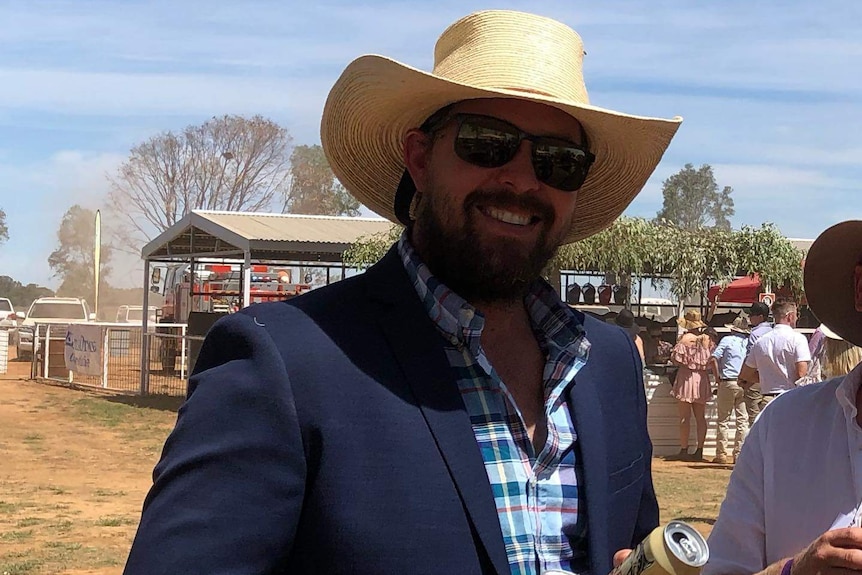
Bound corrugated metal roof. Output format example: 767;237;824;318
142;210;395;262
200;211;393;244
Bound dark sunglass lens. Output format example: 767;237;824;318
533;143;591;192
454;117;520;168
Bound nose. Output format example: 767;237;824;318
497;140;540;194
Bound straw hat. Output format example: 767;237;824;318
677;309;707;330
804;221;862;347
725;316;750;335
320;10;683;244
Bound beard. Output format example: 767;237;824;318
411;186;569;303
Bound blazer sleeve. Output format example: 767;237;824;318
124;312;306;574
631;343;660;547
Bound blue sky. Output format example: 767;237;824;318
0;0;860;289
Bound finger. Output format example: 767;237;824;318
613;549;632;568
824;528;862;549
819;546;862;570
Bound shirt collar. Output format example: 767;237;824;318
396;231;589;358
836;362;862;424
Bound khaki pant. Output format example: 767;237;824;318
743;385;778;424
716;379;749;458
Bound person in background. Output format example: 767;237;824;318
643;323;673;366
705;220;862;575
739;301;773;425
612;308;645;363
668;310;716;462
710;316;750;465
739;300;810;410
820;324;862;379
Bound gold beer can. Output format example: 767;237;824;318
610;520;709;575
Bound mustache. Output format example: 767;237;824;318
463;188;555;222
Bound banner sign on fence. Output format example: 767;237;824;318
65;324;104;376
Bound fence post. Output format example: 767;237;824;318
102;326;109;388
43;324;50;379
180;324;187;381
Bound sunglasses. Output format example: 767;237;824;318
430;113;595;192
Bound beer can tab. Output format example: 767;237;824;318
664;521;709;567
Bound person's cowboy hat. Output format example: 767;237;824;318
724;316;750;335
805;220;862;347
611;309;641;337
320;10;682;244
677;309;707;331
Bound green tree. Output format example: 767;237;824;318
0;276;53;309
0;208;8;245
284;145;361;216
47;205;113;299
655;163;734;230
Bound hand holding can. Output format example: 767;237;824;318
610;521;709;575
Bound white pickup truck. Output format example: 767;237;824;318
17;297;94;361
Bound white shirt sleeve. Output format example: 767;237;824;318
704;416;768;574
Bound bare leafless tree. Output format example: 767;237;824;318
108;115;292;248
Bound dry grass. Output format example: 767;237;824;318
1;357;733;574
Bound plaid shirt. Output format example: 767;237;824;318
398;235;592;575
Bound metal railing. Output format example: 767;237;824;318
28;322;202;396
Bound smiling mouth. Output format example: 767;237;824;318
481;206;539;226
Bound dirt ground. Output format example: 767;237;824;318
0;353;181;575
0;347;731;574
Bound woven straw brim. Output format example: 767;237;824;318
804;220;862;347
321;55;682;244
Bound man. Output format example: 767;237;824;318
705;220;862;575
739;301;772;420
739;300;810;411
710;317;750;465
124;10;682;575
746;301;772;354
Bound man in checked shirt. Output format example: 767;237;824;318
125;10;681;575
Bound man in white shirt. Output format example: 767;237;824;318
705;219;862;575
739;300;810;409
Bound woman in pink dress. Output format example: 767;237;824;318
668;310;718;461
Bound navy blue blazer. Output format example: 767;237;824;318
124;248;658;575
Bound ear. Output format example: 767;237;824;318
403;129;434;193
854;264;862;312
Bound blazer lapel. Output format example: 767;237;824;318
568;354;611;575
364;249;510;575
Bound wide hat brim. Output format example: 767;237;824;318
724;323;750;335
804;220;862;347
321;55;682;244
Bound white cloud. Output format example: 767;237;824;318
1;0;861;285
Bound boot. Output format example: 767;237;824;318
688;448;704;462
666;448;689;461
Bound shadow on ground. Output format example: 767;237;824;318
104;393;185;412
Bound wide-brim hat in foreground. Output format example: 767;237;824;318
805;220;862;347
677;309;706;331
321;10;683;244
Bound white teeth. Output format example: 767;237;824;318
486;207;531;226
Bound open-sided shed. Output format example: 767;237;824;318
138;210;393;392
